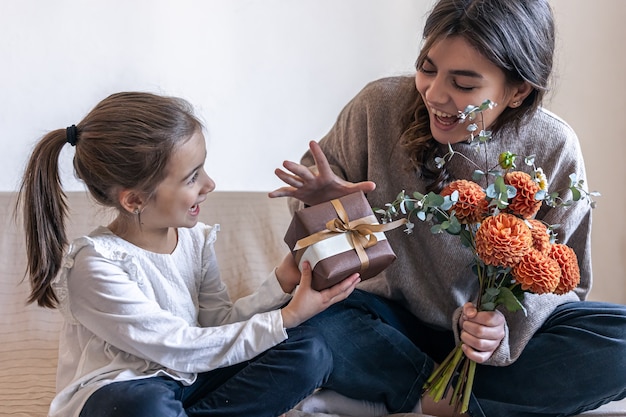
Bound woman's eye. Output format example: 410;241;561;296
419;65;436;75
453;80;475;92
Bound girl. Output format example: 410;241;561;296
270;0;626;416
18;91;360;417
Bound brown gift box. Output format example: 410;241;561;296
284;191;406;291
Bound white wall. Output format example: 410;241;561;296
0;0;430;192
1;0;624;303
548;0;626;303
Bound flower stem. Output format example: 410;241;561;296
461;360;477;413
424;346;465;401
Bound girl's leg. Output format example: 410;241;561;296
471;301;626;417
298;289;442;413
80;326;332;417
185;326;332;417
79;376;186;417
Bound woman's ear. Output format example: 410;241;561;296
118;189;146;215
508;81;534;108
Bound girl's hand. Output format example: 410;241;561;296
280;261;360;328
269;140;376;206
459;302;506;363
275;254;303;294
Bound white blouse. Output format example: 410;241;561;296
49;223;291;417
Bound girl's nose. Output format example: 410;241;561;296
201;170;216;194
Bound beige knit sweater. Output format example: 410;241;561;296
293;76;592;366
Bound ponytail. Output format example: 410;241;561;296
17;92;203;309
17;129;72;308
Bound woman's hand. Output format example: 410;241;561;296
459;302;506;363
269;140;376;206
280;261;360;329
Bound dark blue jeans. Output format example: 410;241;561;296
79;326;332;417
303;289;626;417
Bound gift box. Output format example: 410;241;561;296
284;191;406;291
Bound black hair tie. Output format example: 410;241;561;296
66;125;78;146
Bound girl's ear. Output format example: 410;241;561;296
118;189;146;215
508;81;534;108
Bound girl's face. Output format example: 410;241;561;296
415;36;521;145
142;130;215;231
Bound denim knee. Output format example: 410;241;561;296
80;378;184;417
285;326;333;387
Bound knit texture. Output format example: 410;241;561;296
292;76;592;366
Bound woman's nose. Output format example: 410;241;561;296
424;75;448;105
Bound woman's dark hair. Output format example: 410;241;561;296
401;0;555;192
17;92;203;308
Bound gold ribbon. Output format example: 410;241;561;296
294;198;407;273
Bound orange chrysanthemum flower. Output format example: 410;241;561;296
475;213;533;267
441;180;489;224
505;171;542;219
513;249;562;294
526;219;551;255
549;243;581;295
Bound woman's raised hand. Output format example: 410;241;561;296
269;140;376;206
280;261;360;329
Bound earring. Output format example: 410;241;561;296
512;100;521;107
133;208;140;215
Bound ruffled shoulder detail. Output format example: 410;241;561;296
52;224;220;323
182;222;219;249
52;226;142;323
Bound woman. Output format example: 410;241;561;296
270;0;626;416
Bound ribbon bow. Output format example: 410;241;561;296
294;198;407;272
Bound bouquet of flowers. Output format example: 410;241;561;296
376;100;598;413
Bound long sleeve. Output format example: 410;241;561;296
49;223;291;417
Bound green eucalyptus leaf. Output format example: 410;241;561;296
446;216;462;235
494;176;507;192
485;287;500;297
459;228;473;247
481;301;496;311
427;192;445;207
535;190;546;201
496;287;525;314
506;185;517;199
472;170;485;182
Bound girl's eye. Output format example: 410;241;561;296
188;171;199;184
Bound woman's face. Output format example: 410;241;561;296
415;36;518;145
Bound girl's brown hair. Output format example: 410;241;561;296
17;92;203;308
401;0;555;192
